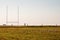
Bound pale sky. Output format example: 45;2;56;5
0;0;60;25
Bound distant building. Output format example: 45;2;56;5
24;23;26;26
3;24;6;26
11;24;13;26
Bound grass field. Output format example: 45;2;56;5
0;26;60;40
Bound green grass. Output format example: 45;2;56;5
0;26;60;40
